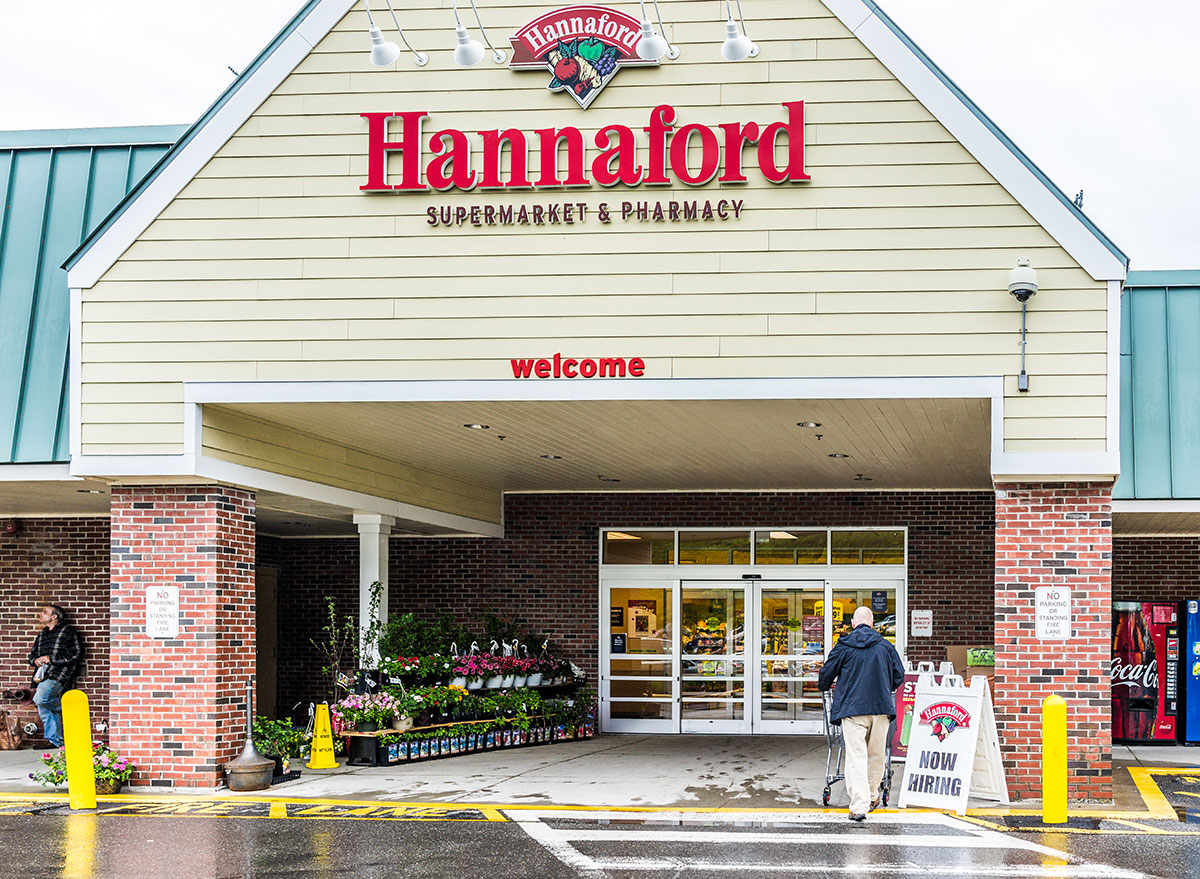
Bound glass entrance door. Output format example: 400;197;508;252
680;583;748;733
756;582;827;734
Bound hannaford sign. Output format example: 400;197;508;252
510;354;644;378
507;6;659;109
360;102;810;192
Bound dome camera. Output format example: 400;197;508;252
1009;258;1038;302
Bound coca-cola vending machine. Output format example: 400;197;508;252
1112;601;1177;743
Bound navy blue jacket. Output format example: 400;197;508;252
817;625;905;724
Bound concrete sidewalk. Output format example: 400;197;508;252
3;736;1197;811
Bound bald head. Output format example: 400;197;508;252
851;606;874;628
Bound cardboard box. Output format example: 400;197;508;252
945;645;995;680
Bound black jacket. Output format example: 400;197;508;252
817;624;905;724
28;625;83;687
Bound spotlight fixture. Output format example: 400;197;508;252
1008;257;1039;392
463;423;490;430
796;422;822;428
828;453;850;459
363;0;400;66
539;454;563;460
451;0;506;67
636;0;679;61
720;0;758;61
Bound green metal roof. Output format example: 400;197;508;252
0;126;186;464
1116;271;1200;499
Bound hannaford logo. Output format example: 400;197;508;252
360;102;810;192
508;6;657;108
918;702;971;742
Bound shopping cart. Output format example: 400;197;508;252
820;689;895;808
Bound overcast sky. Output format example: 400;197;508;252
1;1;1195;269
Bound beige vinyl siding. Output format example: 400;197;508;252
82;0;1111;468
201;407;502;524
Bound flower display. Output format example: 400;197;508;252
30;742;136;788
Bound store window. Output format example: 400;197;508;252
754;530;828;565
603;531;674;565
679;531;750;565
608;586;673;719
831;530;905;565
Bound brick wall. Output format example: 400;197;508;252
994;482;1112;802
0;518;110;741
1113;537;1200;603
110;486;256;788
272;491;995;715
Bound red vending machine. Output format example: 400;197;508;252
1112;601;1178;743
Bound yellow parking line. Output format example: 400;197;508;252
1107;818;1171;834
269;802;287;819
1126;767;1181;819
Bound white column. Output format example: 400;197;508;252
353;513;395;667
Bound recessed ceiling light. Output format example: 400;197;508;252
598;475;621;483
463;423;489;430
853;474;873;482
539;454;562;460
796;422;822;428
828;453;850;458
76;489;105;494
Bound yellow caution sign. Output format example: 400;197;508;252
62;690;96;810
306;704;339;769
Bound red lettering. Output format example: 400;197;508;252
534;359;551;378
361;111;429;192
563;358;578;377
535;127;589;187
592;124;643;187
669;123;720;186
642;104;675;185
427;129;477;191
757;100;810;183
553;352;562;377
478;128;532;189
510;359;535;378
579;359;597;377
597;358;625;377
628;357;645;376
718;121;760;183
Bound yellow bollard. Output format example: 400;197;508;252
306;703;339;769
62;690;96;811
1042;694;1067;824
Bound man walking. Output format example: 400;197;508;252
28;605;82;748
818;606;905;822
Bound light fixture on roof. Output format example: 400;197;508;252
363;0;426;67
828;453;849;459
636;0;679;61
539;454;563;460
1008;257;1039;393
451;0;506;67
463;423;490;430
853;474;873;482
796;422;821;429
720;0;758;61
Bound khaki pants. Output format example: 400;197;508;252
841;714;890;815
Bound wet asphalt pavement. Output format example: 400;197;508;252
1;801;1199;879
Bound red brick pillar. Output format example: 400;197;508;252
994;482;1112;802
110;485;256;788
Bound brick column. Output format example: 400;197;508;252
994;482;1112;802
110;485;255;788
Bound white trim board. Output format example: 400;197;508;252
67;451;503;538
0;464;76;482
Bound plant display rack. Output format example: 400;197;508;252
343;717;596;767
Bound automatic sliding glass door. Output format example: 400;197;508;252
756;582;827;734
680;583;748;733
602;581;676;732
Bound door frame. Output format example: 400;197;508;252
599;564;907;735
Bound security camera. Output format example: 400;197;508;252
1009;258;1038;302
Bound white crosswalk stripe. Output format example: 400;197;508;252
504;809;1149;879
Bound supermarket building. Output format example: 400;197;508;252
1;0;1196;799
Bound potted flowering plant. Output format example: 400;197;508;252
331;693;369;732
30;742;136;794
454;654;501;690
